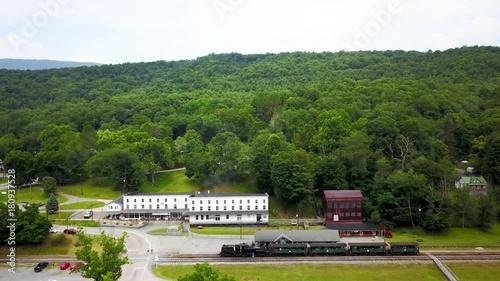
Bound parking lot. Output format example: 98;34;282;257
1;265;88;281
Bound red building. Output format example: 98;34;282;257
323;190;363;225
323;190;385;237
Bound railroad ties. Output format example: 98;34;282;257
425;253;459;281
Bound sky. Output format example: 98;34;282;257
0;0;499;64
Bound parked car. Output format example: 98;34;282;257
34;262;49;272
83;211;93;219
63;228;77;235
60;262;71;270
49;227;58;233
70;262;81;271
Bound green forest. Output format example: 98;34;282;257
1;46;500;233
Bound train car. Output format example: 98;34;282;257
388;242;419;255
309;242;347;255
267;243;308;256
348;242;387;255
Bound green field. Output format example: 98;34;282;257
0;232;100;255
52;220;99;227
0;177;7;184
189;225;326;235
447;262;500;280
60;201;105;210
154;263;444;281
144;170;199;193
391;225;500;247
12;187;68;204
45;211;74;220
59;181;122;199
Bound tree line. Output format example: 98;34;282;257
1;46;499;232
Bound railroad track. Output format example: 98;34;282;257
4;253;500;265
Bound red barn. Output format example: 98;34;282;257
323;190;363;225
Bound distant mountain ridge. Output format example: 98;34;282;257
0;58;102;70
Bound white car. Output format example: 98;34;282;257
49;228;58;233
83;211;93;219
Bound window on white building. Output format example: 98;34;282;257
142;199;144;203
255;205;258;210
156;204;159;209
224;200;227;204
226;215;229;219
239;200;242;204
216;206;219;211
185;204;188;209
192;206;195;211
149;198;152;203
134;199;137;203
255;199;258;203
134;205;137;209
240;206;243;210
224;206;227;210
157;198;159;202
149;204;152;209
263;205;266;210
247;199;250;203
165;198;167;202
237;215;242;221
200;200;203;204
208;206;211;211
216;200;218;204
208;200;211;204
174;198;177;202
195;215;199;220
126;199;129;203
141;204;144;209
263;199;266;203
232;206;234;210
247;206;250;210
201;215;204;220
185;198;187;202
215;215;220;221
206;215;209;220
200;206;203;211
174;204;177;209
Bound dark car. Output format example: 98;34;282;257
63;228;77;235
34;262;49;272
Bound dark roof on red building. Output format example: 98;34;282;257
323;190;362;199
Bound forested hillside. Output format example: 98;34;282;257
1;46;499;232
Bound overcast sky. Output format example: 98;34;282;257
0;0;499;64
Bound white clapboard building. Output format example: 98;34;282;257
106;191;269;225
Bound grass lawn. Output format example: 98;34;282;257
0;177;7;184
52;220;99;227
60;201;105;210
391;224;500;247
59;181;122;200
189;225;327;235
45;211;74;220
154;263;444;281
0;232;101;255
447;262;500;281
144;170;199;193
10;187;68;204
